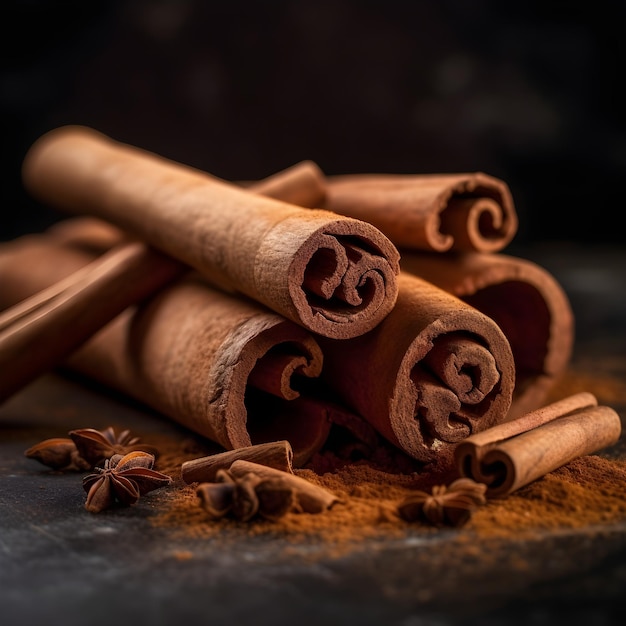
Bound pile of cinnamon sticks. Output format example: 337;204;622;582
1;125;604;477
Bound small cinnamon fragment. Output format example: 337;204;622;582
455;392;623;497
228;459;339;513
181;440;294;484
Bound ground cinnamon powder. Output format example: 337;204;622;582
148;368;626;556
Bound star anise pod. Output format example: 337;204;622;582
398;478;487;527
82;450;172;513
70;426;159;468
24;437;92;472
196;469;295;522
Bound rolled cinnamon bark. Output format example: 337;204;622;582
400;251;574;418
324;172;518;253
22;126;400;339
0;236;334;467
455;392;622;497
317;272;516;467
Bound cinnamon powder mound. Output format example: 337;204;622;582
150;433;626;549
147;369;625;555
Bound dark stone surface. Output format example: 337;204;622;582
1;246;625;626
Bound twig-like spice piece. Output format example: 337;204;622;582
82;451;171;513
181;440;294;484
228;459;339;513
398;478;487;527
454;392;623;497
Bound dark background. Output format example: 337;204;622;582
2;0;625;246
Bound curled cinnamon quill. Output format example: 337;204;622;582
455;392;623;497
22;126;400;338
317;272;516;466
401;251;574;418
324;172;518;253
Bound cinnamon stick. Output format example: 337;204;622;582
0;236;332;466
181;440;294;484
228;459;339;513
323;172;518;253
22;126;400;338
316;271;516;467
0;160;328;404
0;242;183;403
454;392;623;497
400;251;574;418
45;159;326;252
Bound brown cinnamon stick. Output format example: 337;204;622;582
454;392;623;497
316;271;516;467
22;126;400;338
323;172;518;253
0;242;184;403
181;440;294;484
0;160;329;404
400;251;574;418
228;459;339;513
0;236;332;466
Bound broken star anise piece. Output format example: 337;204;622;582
196;469;296;522
82;450;172;513
70;426;159;468
398;477;487;527
24;437;91;472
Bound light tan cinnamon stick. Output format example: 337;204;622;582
22;126;400;338
323;172;518;253
45;159;327;252
0;236;332;466
454;392;623;497
316;271;516;468
400;251;574;418
228;459;339;513
181;440;294;484
0;160;328;404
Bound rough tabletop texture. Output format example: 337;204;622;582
1;245;625;626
